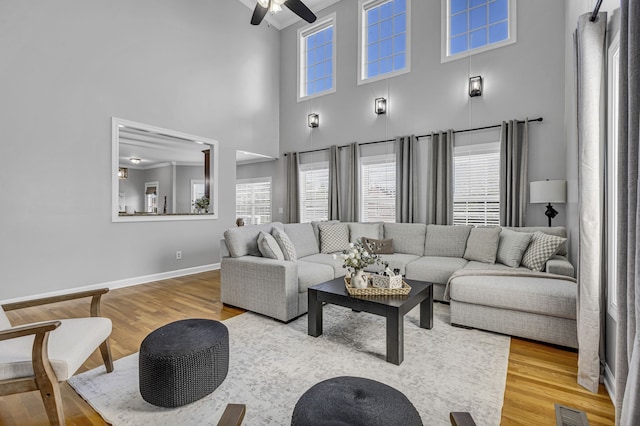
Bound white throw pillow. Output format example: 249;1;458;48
521;231;566;272
257;231;284;260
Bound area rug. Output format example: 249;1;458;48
68;303;510;425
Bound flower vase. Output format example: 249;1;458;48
351;269;368;289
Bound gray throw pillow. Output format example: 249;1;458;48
257;231;285;260
424;225;472;257
463;227;502;264
497;229;533;267
521;231;566;272
319;223;350;253
272;228;297;261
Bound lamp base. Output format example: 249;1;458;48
545;203;559;227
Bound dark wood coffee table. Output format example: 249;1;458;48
307;278;433;365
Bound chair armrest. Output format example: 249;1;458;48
0;321;61;342
2;288;109;318
217;403;246;426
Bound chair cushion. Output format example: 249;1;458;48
224;222;284;258
318;223;350;254
272;228;297;261
404;256;469;284
257;231;284;260
347;222;383;243
424;225;472;257
0;317;112;381
283;223;320;258
463;227;501;264
383;223;427;256
497;229;533;267
521;231;566;272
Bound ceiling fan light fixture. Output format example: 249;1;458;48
130;157;141;164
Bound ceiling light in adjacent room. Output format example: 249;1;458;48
130;158;141;164
469;76;483;97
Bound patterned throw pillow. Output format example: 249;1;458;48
272;228;297;261
521;231;566;272
362;237;394;255
319;223;350;254
257;231;284;260
497;229;533;267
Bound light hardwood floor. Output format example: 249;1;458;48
0;270;614;425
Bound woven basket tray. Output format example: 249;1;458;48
344;276;411;296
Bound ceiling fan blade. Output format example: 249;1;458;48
251;1;269;25
284;0;317;23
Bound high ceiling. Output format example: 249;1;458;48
235;0;342;30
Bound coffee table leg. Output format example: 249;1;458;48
308;289;323;337
386;309;403;365
420;285;433;330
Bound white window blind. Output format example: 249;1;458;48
361;154;396;222
453;142;500;226
299;162;329;223
236;178;272;225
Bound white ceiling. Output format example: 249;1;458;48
235;0;342;30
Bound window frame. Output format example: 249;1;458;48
297;12;337;102
441;0;517;63
298;160;330;223
360;153;397;223
235;177;272;225
358;0;411;86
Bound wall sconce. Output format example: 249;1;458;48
530;179;567;226
130;157;141;164
469;76;483;97
308;113;319;128
118;167;128;179
374;97;387;115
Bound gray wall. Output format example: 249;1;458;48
176;165;205;213
0;0;280;300
119;168;145;213
145;165;174;213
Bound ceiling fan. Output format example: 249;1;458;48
251;0;317;25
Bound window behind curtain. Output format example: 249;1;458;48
453;142;500;225
299;162;329;223
236;178;272;225
361;154;396;222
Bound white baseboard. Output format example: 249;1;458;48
604;362;616;403
0;263;220;306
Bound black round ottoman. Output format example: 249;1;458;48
139;319;229;408
291;376;422;426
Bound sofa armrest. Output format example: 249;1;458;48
221;256;299;322
545;255;574;277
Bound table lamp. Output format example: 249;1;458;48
530;180;567;226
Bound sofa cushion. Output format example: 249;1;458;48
424;225;472;257
272;228;297;261
463;227;501;264
497;229;533;267
284;223;320;258
366;254;420;276
404;256;469;284
383;223;427;256
297;261;335;293
462;260;530;273
506;226;568;256
257;232;284;260
223;222;284;258
318;223;350;254
362;237;394;254
521;231;566;272
448;275;577;320
299;253;346;278
348;222;383;243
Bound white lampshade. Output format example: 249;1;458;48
530;180;567;204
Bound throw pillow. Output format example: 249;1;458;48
521;231;566;272
362;237;394;255
497;229;533;267
463;227;502;264
319;223;350;253
272;228;297;261
257;231;285;260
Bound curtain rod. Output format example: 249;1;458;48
590;0;603;22
284;117;543;156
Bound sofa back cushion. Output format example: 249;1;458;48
424;225;472;257
506;226;567;256
224;222;284;258
318;223;350;253
284;223;320;258
383;223;427;256
347;222;383;243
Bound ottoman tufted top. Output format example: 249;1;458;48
141;319;228;357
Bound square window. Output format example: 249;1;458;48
395;0;407;12
469;28;487;49
381;18;393;39
469;5;487;30
368;24;380;43
393;14;406;33
368;44;380;61
393;34;406;53
380;2;393;19
380;57;393;74
380;38;393;57
394;53;406;69
451;12;467;36
368;7;380;24
489;0;508;23
450;34;467;54
488;21;508;43
368;62;380;78
451;0;467;14
469;0;485;7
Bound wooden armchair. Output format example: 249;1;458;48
0;288;114;425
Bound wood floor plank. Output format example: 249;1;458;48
0;270;615;425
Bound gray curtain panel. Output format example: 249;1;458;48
499;118;529;227
427;130;453;225
328;145;340;220
575;11;607;394
615;1;640;424
285;152;300;223
344;142;360;222
396;135;418;223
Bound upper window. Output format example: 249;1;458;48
358;0;410;85
453;142;500;226
298;14;336;101
442;0;516;63
361;154;396;222
236;178;272;225
299;161;329;223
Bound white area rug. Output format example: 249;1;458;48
69;303;510;425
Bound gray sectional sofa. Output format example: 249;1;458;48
220;221;578;348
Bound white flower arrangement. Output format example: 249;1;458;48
333;239;387;274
